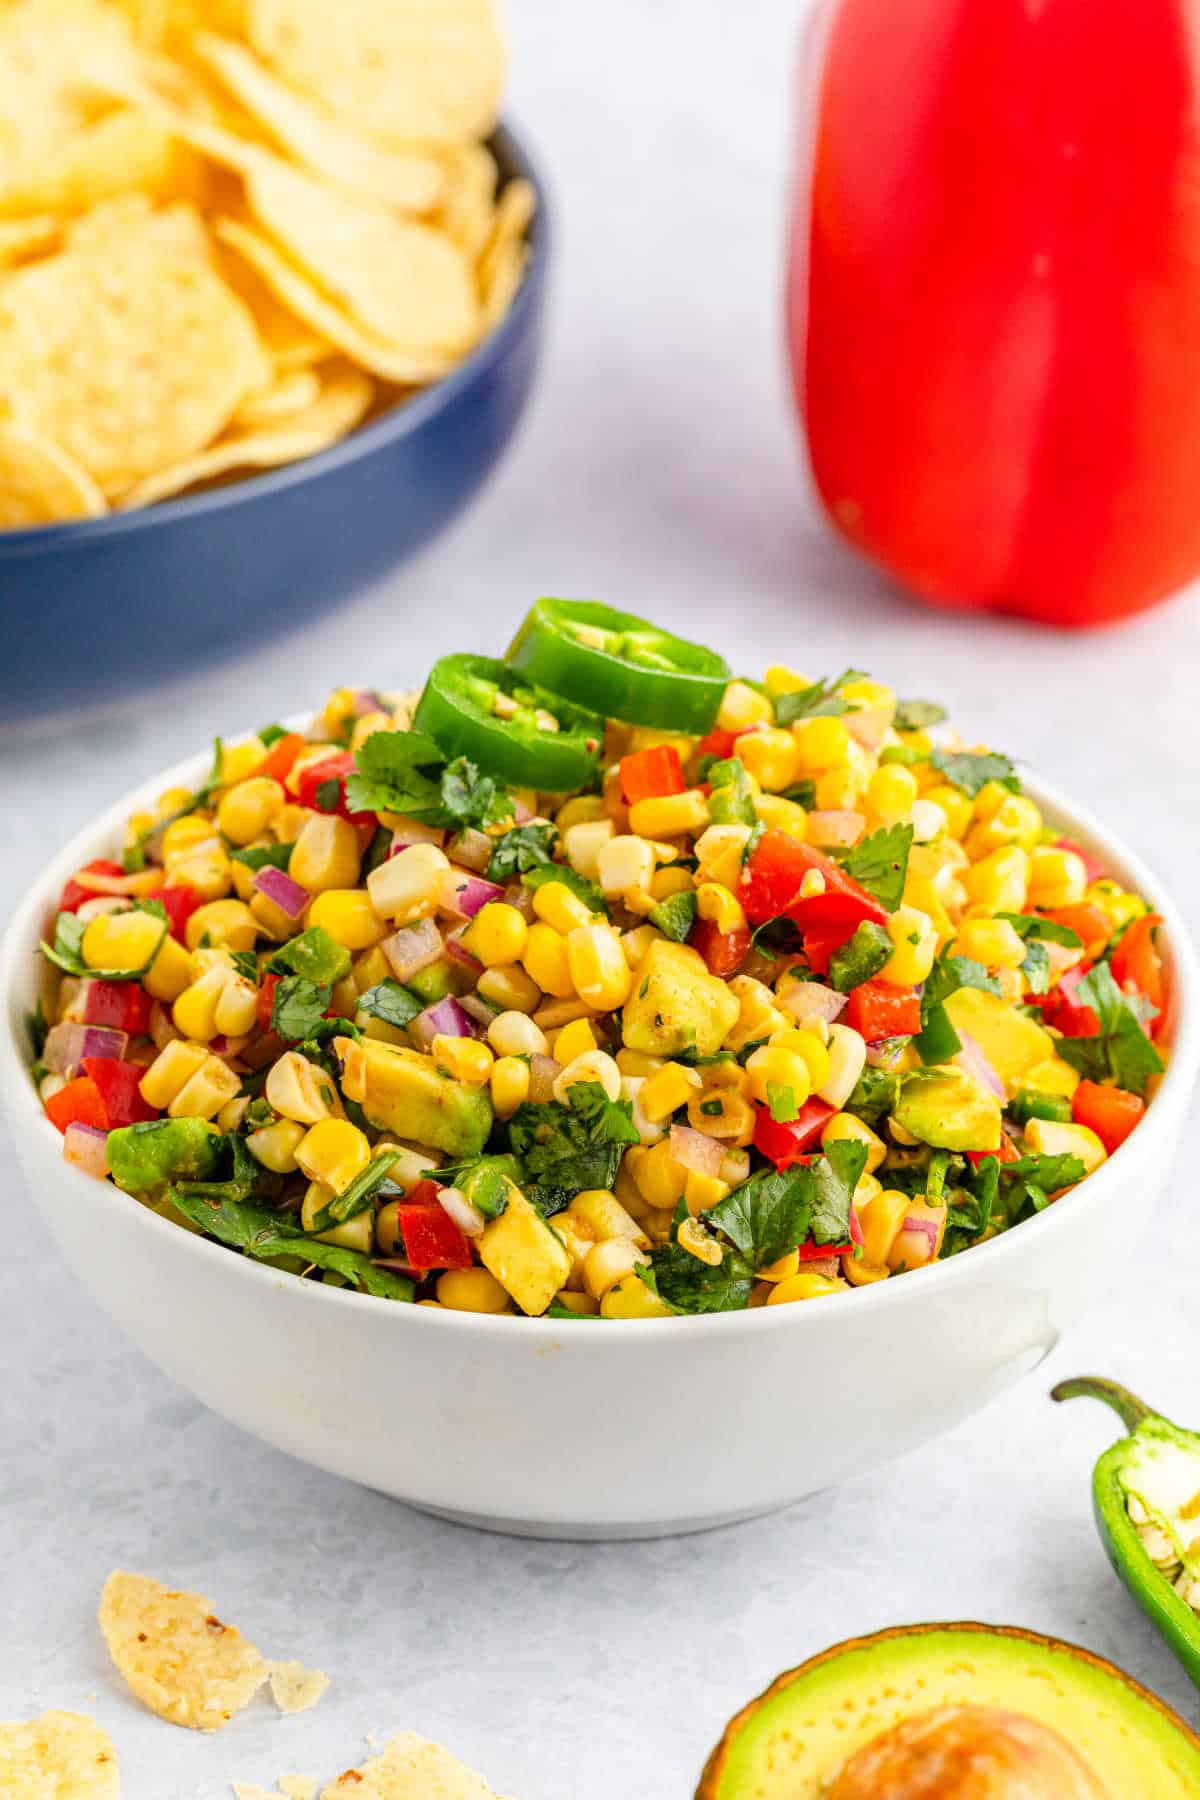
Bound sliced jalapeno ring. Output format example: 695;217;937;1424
412;653;603;793
507;598;731;732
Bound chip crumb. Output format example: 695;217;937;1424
0;1709;119;1798
318;1731;504;1799
269;1661;330;1716
100;1570;268;1732
280;1779;317;1800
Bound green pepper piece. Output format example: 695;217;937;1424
413;654;603;793
1008;1088;1074;1125
706;757;758;826
1053;1376;1200;1689
507;598;730;732
108;1118;223;1197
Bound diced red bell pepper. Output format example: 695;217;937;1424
619;745;685;806
1037;961;1100;1038
257;972;280;1033
753;1098;835;1169
296;751;375;826
741;831;887;932
845;979;921;1043
142;883;203;944
44;1075;109;1135
258;731;307;785
81;1057;157;1127
1041;903;1113;961
799;1210;862;1261
1071;1078;1146;1153
966;1134;1020;1170
1110;914;1165;1029
397;1185;475;1271
1053;838;1109;886
697;728;738;763
798;920;858;976
691;917;751;978
57;859;125;914
80;979;153;1035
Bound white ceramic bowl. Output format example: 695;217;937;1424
3;744;1196;1538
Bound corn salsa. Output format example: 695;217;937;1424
27;601;1168;1319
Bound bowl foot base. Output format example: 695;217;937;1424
403;1497;793;1541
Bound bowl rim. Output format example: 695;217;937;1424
0;117;549;558
3;727;1196;1344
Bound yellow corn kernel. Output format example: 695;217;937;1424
432;1034;494;1087
301;888;384;952
768;1027;831;1091
582;1236;648;1299
364;842;450;923
649;865;695;902
821;1111;887;1174
684;1169;730;1214
953;916;1028;970
171;965;230;1042
477;962;542;1013
294;1118;371;1194
843;1257;889;1288
553;1048;622;1105
185;898;258;954
521;922;574;998
461;902;527;968
695;881;746;935
285;813;360;897
1025;1117;1107;1176
677;1214;723;1264
570;1188;648;1245
964;846;1029;913
627;790;710;839
161;815;214;864
555;794;608;831
767;1270;848;1304
695;823;753;888
79;908;165;973
532;879;596;935
639;1061;702;1123
866;763;919;825
168;848;232;903
841;677;896;714
167;1055;240;1120
275;800;315;841
216;776;284;846
265;1050;337;1123
717;680;774;732
880;904;939;986
738;727;801;793
216;1096;249;1135
599;1273;674;1319
139;1039;208;1108
566;922;633;1012
350;710;391;755
745;1045;812;1114
246;1117;306;1173
142;934;194;1003
921;784;972;840
213;975;258;1038
247;890;295;941
490;1055;531;1118
966;793;1043;857
753;794;808;840
1027;846;1088;910
561;818;616;880
1021;1056;1081;1100
794;715;851;773
534;997;599;1032
487;1011;547;1058
216;736;267;788
854;1172;883;1210
723;974;787;1054
555;1290;601;1316
553;1017;597;1064
814;768;862;812
685;1089;756;1145
616;1048;664;1078
597;834;655;898
436;1269;511;1314
763;664;813;697
819;1022;868;1109
753;1251;800;1288
632;1138;688;1208
858;1187;910;1266
1086;879;1147;932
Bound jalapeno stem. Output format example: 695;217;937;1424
1051;1375;1157;1433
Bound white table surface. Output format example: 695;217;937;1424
4;2;1200;1793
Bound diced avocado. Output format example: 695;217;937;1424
696;1623;1200;1799
268;924;351;985
478;1188;571;1316
107;1118;223;1197
622;940;740;1059
892;1068;1001;1154
407;960;456;1004
336;1037;492;1157
943;986;1054;1088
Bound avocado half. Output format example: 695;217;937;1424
696;1623;1200;1799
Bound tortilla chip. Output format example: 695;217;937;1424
268;1661;329;1717
319;1731;504;1800
99;1570;269;1732
0;422;108;526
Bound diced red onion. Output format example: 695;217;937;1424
44;1021;128;1075
209;1034;250;1058
382;918;443;982
440;869;504;920
528;1054;561;1103
844;706;892;751
449;828;494;873
456;992;498;1028
866;1040;908;1069
444;932;484;976
780;982;846;1025
371;1258;420;1276
413;996;481;1046
63;1122;109;1180
437;1186;487;1237
806;810;866;849
253;865;309;918
388;818;446;851
670;1124;724;1178
512;799;534;825
352;688;384;716
955;1031;1005;1100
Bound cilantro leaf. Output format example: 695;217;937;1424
342;727;448;818
356;979;422;1032
894;699;947;732
930;748;1019;798
271;976;333;1042
1056;962;1164;1095
230;949;259;983
810;1138;868;1244
837;824;913;912
522;862;608;917
999;1150;1087;1221
506;1080;638;1215
648;889;697;943
268;925;352;985
915;952;1001;1064
486;821;558;882
708;1164;813;1268
439;755;514;830
845;1066;901;1124
829;920;892;992
230;842;295;872
995;912;1082;997
644;1244;753;1313
26;998;49;1061
167;1191;412;1299
774;668;868;727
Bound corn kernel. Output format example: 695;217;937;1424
1020;1056;1081;1099
695;881;746;935
694;823;753;888
632;1138;688;1208
246;1117;306;1173
738;727;801;792
1086;879;1146;932
583;1236;648;1299
553;1017;598;1064
307;888;388;951
880;904;939;986
216;776;284;846
490;1055;531;1118
143;935;194;1003
758;1248;801;1283
752;794;808;840
639;1061;702;1123
554;1289;600;1315
487;1011;547;1058
365;842;450;923
767;1270;848;1303
794;715;851;773
570;1189;647;1245
216;1096;249;1133
966;793;1043;857
953;916;1028;970
79;908;164;974
858;1187;910;1265
171;965;229;1042
922;784;973;839
685;1089;756;1144
717;680;774;732
813;769;860;812
432;1034;494;1087
462;901;528;967
678;1214;723;1265
139;1039;208;1108
295;1118;371;1194
599;1273;674;1319
532;996;598;1031
169;1052;241;1119
217;737;266;788
822;1111;887;1173
627;790;710;839
597;834;655;898
649;865;694;901
616;1048;664;1078
964;846;1029;913
684;1169;730;1213
1025;1117;1107;1175
866;762;919;825
184;898;257;954
265;1050;337;1123
1027;846;1088;910
763;664;813;696
555;795;608;831
521;922;574;998
553;1048;622;1105
477;963;542;1013
168;848;232;903
818;1023;868;1108
566;922;633;1011
842;1256;889;1287
910;798;948;843
161;815;214;864
745;1045;812;1113
723;974;787;1053
437;1269;511;1314
284;814;360;897
562;818;616;880
532;879;596;935
768;1026;831;1089
350;711;391;755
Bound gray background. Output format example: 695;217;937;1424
4;1;1200;1793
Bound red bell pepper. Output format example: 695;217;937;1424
57;860;125;914
258;731;307;785
798;921;856;976
44;1075;109;1135
1041;903;1113;962
1110;914;1165;1028
1071;1078;1145;1152
295;751;374;827
741;830;887;931
257;971;280;1033
845;979;921;1043
795;0;1200;625
754;1097;835;1168
81;1057;157;1127
691;917;751;978
81;979;152;1035
144;883;203;943
697;728;738;764
619;745;685;806
1036;961;1100;1038
397;1185;474;1271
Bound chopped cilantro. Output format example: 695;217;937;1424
894;699;947;732
522;862;608;917
356;979;423;1032
1056;962;1164;1095
271;976;334;1042
829;920;892;993
268;925;352;986
930;747;1019;798
643;1245;752;1314
230;949;259;983
995;911;1083;996
167;1190;412;1299
487;821;558;882
774;668;868;727
915;951;1001;1064
845;1066;901;1124
837;824;913;912
345;728;513;830
230;841;296;872
26;998;49;1061
314;778;342;812
505;1080;638;1215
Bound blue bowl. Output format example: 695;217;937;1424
0;124;548;725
